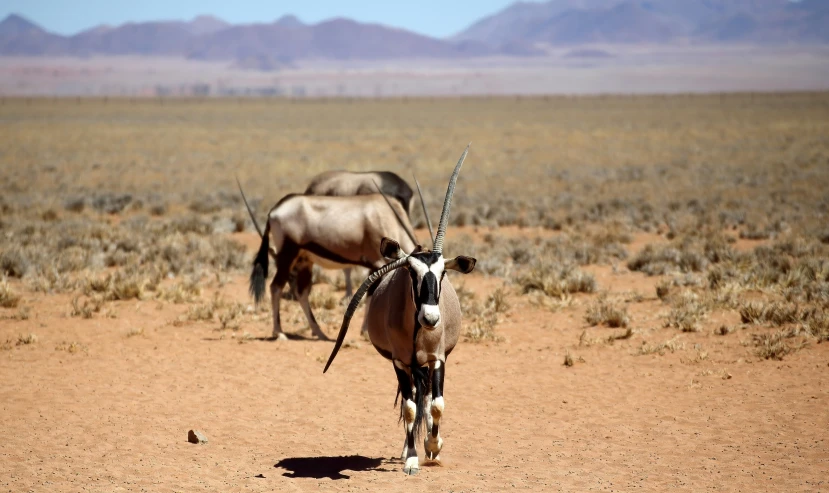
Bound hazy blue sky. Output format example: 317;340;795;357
2;0;519;38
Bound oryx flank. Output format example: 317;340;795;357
323;144;476;475
303;170;417;298
243;189;419;341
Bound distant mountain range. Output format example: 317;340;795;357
454;0;829;45
0;13;534;62
1;0;826;63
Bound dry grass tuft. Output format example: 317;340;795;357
656;279;671;300
157;278;201;304
0;277;21;308
638;337;685;356
751;331;805;360
665;291;708;332
579;327;634;347
517;259;596;299
627;242;707;276
55;341;88;354
463;286;511;343
186;301;217;323
218;302;245;330
740;301;799;326
126;327;145;338
70;295;104;319
309;290;338;310
716;325;735;336
17;333;38;345
585;297;629;328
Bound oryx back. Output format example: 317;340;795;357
269;193;415;270
305;170;414;216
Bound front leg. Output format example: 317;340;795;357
424;360;445;461
394;360;419;475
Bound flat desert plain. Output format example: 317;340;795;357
1;95;828;492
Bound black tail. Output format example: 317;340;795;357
411;362;430;441
250;221;270;304
396;360;431;441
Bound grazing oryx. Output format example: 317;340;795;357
242;188;419;341
323;144;477;475
303;170;417;298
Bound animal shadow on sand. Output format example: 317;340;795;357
274;455;395;480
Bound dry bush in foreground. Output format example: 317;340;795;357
665;291;709;332
751;331;806;361
579;327;633;347
463;286;511;343
517;259;596;299
585;297;629;328
638;337;685;356
0;278;21;308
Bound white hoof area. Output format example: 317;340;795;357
273;332;288;341
403;457;420;475
424;437;443;458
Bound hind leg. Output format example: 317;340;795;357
424;360;445;461
270;241;299;340
295;256;329;341
342;268;353;301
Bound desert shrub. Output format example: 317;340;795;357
585;298;629;328
309;290;338;310
157;278;202;304
64;197;86;213
91;193;133;214
656;278;671;300
0;277;21;308
0;247;30;278
82;268;161;301
665;291;708;332
752;331;805;360
463;286;510;343
638;337;685;356
517;259;596;298
71;295;103;318
627;242;707;276
219;302;245;330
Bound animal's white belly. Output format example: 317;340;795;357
306;252;352;270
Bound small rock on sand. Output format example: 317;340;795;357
188;429;208;444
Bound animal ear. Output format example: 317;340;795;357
380;237;403;259
445;256;476;274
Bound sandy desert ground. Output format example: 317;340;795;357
1;95;828;491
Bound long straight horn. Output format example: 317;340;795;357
433;143;470;254
412;173;434;244
323;256;409;373
236;175;264;237
372;179;419;247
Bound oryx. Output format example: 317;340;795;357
243;189;419;341
323;144;477;475
303;170;419;298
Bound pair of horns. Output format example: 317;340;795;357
323;143;470;373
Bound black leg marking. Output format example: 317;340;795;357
424;361;445;461
430;363;444;438
394;362;419;475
